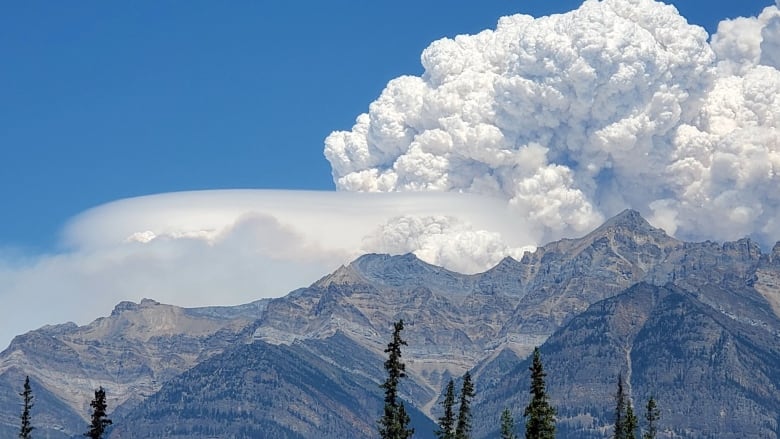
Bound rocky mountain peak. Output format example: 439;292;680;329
38;321;78;336
312;263;365;288
351;252;431;277
487;256;522;272
722;237;763;261
0;299;259;438
110;298;162;316
601;208;645;226
771;241;780;263
345;253;473;294
111;300;139;315
590;209;670;239
544;209;679;259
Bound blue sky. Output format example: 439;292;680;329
1;0;775;252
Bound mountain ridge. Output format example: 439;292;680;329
0;299;268;438
472;281;780;438
1;210;779;437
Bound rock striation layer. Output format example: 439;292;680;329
0;299;267;438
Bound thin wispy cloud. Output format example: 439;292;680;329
0;190;532;349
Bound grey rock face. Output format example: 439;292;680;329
2;209;780;438
253;252;526;413
0;298;267;438
113;333;437;439
472;283;780;438
251;209;692;396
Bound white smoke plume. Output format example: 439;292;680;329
325;0;780;247
362;215;533;274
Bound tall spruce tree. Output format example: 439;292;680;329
642;397;660;439
19;375;33;439
436;379;456;439
614;374;626;439
378;320;414;439
625;402;638;439
84;387;112;439
613;373;639;439
500;408;517;439
454;371;475;439
523;347;556;439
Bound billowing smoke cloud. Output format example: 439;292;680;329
325;0;780;247
362;215;534;274
711;4;780;74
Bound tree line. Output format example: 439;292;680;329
14;319;660;438
15;376;112;439
378;319;662;439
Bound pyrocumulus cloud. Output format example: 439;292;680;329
325;0;780;246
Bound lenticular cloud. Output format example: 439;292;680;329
325;0;780;246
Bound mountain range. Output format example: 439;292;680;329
1;210;779;438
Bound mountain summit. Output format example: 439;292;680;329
1;211;779;438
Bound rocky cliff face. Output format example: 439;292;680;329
251;211;691;405
0;298;267;438
254;253;533;414
472;283;780;438
113;333;437;439
2;210;779;438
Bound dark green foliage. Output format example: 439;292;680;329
454;371;475;439
19;376;33;439
523;347;556;439
614;374;626;439
378;320;414;439
614;373;638;439
625;402;638;439
436;379;456;439
500;408;517;439
642;397;660;439
84;387;112;439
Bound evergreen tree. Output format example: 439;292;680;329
84;387;112;439
625;402;638;439
19;376;33;439
435;379;456;439
613;373;639;439
523;347;556;439
614;374;626;439
500;408;517;439
454;371;475;439
642;397;660;439
397;403;412;438
378;320;414;439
